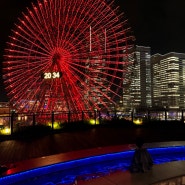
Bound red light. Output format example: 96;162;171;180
2;0;134;118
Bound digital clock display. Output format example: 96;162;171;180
41;72;62;79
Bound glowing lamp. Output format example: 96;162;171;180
1;127;11;135
133;118;143;125
89;119;99;125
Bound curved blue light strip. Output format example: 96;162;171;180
1;146;185;185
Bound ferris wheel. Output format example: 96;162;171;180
3;0;134;115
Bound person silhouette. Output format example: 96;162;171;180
130;137;153;173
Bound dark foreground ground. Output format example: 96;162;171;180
1;122;185;165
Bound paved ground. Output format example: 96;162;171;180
1;123;185;165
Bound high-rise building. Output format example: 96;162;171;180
151;52;185;109
123;45;152;111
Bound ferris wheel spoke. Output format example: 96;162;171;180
62;1;105;48
64;1;104;46
69;60;124;82
5;48;49;59
4;60;47;81
61;62;109;109
35;2;57;49
21;16;51;52
39;2;52;44
10;28;51;55
66;60;123;101
7;36;50;56
25;7;54;50
60;0;82;44
58;0;77;45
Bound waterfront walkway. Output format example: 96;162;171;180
2;141;185;185
1;124;185;184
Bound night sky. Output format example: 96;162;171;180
0;0;185;101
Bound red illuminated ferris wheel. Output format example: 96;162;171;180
3;0;134;114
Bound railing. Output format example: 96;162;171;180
0;109;184;135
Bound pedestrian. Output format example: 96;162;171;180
130;137;153;173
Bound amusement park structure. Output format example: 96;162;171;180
3;0;134;121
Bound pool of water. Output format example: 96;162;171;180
1;146;185;185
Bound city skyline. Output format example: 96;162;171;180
0;0;185;102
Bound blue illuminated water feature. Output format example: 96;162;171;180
1;146;185;185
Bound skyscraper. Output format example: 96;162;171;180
151;52;185;109
123;45;152;111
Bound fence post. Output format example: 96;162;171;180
165;109;167;122
94;110;97;125
68;111;71;123
51;111;54;130
33;113;36;126
131;111;134;123
114;109;117;119
10;112;14;135
147;109;150;123
82;111;84;122
182;109;184;123
107;111;110;119
98;111;101;124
